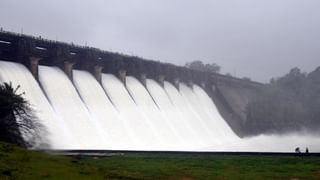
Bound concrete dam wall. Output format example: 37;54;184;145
0;30;286;151
0;31;263;137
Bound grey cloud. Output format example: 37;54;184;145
1;0;319;82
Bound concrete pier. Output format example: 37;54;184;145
28;56;41;79
93;65;103;83
140;73;147;87
63;61;75;80
158;75;165;87
118;70;126;85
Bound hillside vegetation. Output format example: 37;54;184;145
245;67;320;135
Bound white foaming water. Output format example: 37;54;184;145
179;83;246;149
204;133;320;152
101;74;160;150
244;133;320;152
72;70;134;150
179;83;320;152
126;76;183;150
1;60;320;152
164;82;220;147
179;84;222;140
181;84;239;144
38;66;106;149
192;85;238;139
0;61;74;149
146;79;205;150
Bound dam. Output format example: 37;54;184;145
0;31;319;151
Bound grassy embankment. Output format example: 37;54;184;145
0;142;320;179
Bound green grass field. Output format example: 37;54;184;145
0;142;320;180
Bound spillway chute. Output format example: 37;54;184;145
147;79;206;150
101;74;161;150
72;70;135;150
0;61;75;149
179;83;238;146
192;84;238;139
126;76;185;150
38;65;107;149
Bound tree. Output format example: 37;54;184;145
244;66;320;135
275;67;307;95
204;63;221;73
0;82;46;148
185;60;204;71
185;60;221;73
245;85;307;135
242;77;251;81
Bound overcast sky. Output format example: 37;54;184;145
1;0;319;82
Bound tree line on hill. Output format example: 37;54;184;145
185;60;221;74
185;60;252;81
244;67;320;135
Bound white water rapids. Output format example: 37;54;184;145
0;61;319;152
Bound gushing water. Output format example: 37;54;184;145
192;84;238;139
165;82;218;146
0;61;74;149
146;79;204;150
126;76;183;150
1;60;319;152
38;66;106;149
101;74;160;150
179;83;239;146
72;70;133;150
